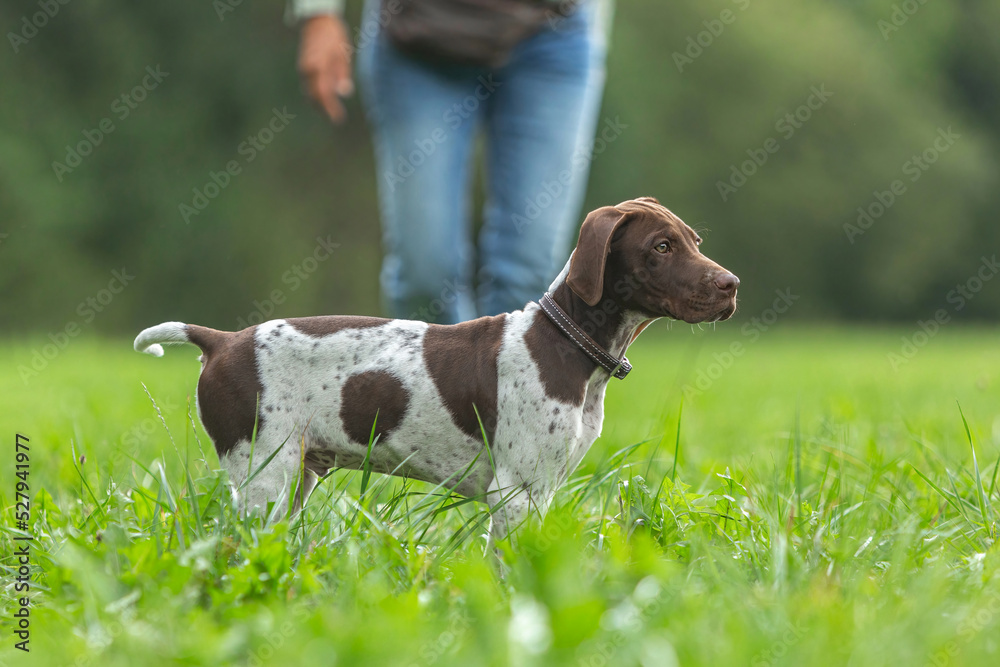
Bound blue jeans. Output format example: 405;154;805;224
357;0;608;322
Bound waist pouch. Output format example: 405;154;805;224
383;0;573;68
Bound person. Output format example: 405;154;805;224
289;0;611;323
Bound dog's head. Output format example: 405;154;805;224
566;197;738;323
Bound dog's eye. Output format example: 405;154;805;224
654;242;670;254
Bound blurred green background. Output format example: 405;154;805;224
2;0;1000;333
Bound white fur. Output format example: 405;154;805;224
134;321;189;357
221;311;567;538
224;317;498;517
142;261;653;541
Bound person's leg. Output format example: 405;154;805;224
478;1;610;316
356;5;485;323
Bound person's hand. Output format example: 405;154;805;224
298;15;354;123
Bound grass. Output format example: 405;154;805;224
1;325;999;666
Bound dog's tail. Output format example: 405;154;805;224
134;322;227;358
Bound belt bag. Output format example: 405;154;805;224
383;0;572;68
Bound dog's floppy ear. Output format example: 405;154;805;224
567;206;631;306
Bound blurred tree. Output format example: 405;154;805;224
1;0;998;333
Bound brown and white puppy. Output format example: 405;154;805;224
134;197;738;540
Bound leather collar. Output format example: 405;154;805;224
538;292;632;380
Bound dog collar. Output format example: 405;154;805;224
538;293;632;380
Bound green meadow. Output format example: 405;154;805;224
1;325;999;666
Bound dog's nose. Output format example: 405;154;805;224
714;273;740;292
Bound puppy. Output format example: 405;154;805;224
134;197;738;539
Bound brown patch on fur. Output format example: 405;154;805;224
524;308;592;407
340;370;410;444
189;324;264;457
423;314;505;443
286;316;388;338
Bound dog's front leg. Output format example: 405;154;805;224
485;474;527;548
485;470;556;551
291;468;322;514
222;436;302;520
